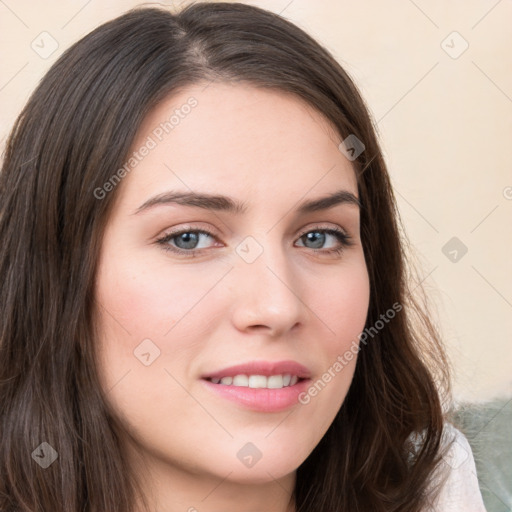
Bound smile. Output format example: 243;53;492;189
206;374;300;389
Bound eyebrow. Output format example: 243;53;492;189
133;189;361;216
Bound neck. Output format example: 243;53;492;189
131;448;297;512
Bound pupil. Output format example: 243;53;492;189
176;232;198;249
305;232;325;249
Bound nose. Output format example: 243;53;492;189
229;240;305;337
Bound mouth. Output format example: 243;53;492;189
203;374;305;389
200;360;312;412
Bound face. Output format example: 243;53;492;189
94;82;370;501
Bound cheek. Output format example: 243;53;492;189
93;253;216;430
94;250;230;341
297;260;370;423
311;260;370;349
93;249;235;404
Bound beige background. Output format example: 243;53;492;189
1;0;511;403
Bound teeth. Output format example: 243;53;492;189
267;375;284;389
233;375;249;386
209;373;300;389
249;375;267;388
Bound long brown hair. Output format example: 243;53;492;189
0;3;451;511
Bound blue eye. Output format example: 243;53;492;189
156;226;353;257
157;228;216;256
169;231;211;250
296;228;353;255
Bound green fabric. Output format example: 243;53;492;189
452;399;512;511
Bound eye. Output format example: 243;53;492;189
295;227;353;256
156;226;218;257
155;225;354;258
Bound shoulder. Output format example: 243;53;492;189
426;423;487;511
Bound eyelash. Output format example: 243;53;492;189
155;225;354;258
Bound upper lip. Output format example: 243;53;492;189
201;360;312;380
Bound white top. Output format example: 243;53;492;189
428;424;487;511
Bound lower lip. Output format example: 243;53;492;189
201;378;311;412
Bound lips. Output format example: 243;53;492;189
201;360;312;381
200;360;313;412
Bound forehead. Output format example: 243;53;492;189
120;82;358;207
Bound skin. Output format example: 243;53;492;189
94;82;370;512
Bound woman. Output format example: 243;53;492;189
0;3;487;511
